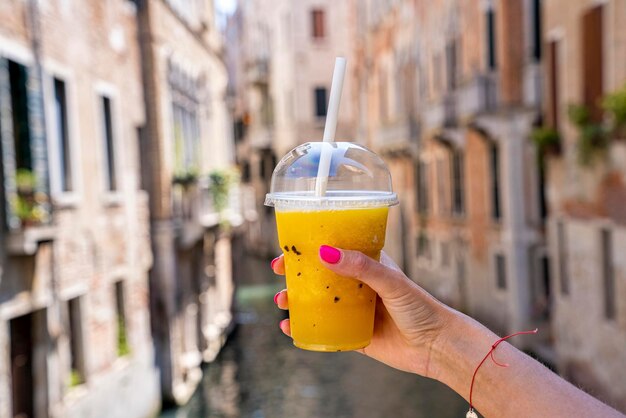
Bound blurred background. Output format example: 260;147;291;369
0;0;624;417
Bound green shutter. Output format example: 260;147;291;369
27;65;51;221
0;58;19;229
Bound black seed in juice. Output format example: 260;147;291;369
337;349;342;352
284;245;290;252
334;296;340;303
291;245;302;255
369;299;373;303
313;324;316;327
326;286;329;289
297;272;301;276
358;283;363;289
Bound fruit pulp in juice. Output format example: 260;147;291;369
275;207;388;351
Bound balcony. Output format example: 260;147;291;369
423;93;457;134
172;175;252;248
246;57;269;85
198;179;253;229
4;171;55;256
373;118;418;154
458;73;499;121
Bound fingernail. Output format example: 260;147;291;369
279;319;288;330
270;257;279;270
319;245;341;264
273;291;280;305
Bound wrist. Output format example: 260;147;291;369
426;308;498;393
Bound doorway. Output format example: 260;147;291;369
10;313;34;418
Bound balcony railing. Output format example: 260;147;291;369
373;119;413;151
458;73;499;120
423;99;444;133
246;57;269;84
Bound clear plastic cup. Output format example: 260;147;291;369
265;142;398;352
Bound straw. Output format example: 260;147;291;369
315;57;347;197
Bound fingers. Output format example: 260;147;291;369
271;255;285;275
279;319;291;336
318;245;415;301
273;290;289;310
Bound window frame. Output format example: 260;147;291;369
311;8;326;40
495;252;507;290
314;86;328;119
43;63;82;207
488;141;502;222
600;228;616;321
94;82;123;203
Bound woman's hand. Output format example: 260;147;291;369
272;245;453;378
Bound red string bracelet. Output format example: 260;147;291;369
466;328;539;417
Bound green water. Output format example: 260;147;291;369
160;256;468;418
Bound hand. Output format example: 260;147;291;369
272;246;453;377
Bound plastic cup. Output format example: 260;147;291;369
265;142;398;352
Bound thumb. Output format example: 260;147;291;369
318;245;414;301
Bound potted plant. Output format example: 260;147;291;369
602;85;626;140
208;169;232;214
12;169;47;227
531;126;561;157
172;167;199;187
567;104;609;166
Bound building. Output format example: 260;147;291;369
136;0;240;406
227;0;357;256
0;1;159;417
356;0;549;341
543;0;626;410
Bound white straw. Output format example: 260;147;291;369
315;57;347;197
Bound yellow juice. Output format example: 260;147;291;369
275;206;389;351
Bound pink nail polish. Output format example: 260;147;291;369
270;257;279;270
319;245;341;264
273;291;280;305
279;319;288;329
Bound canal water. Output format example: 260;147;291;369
160;255;468;418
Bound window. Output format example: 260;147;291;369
53;78;72;192
416;159;429;214
311;9;325;39
601;229;615;320
557;222;569;295
451;149;465;216
68;297;85;386
547;40;560;130
417;234;431;261
9;60;32;171
486;8;497;70
115;281;129;356
581;5;604;122
169;63;201;176
314;87;327;118
489;142;501;221
539;254;551;318
495;253;507;290
446;38;458;91
531;0;542;61
101;96;117;191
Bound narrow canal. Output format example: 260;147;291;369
160;254;468;418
